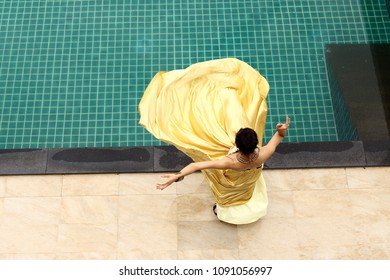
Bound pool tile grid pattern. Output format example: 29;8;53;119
1;1;390;148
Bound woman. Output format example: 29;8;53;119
139;58;290;224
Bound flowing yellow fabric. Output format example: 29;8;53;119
216;173;268;225
139;58;269;223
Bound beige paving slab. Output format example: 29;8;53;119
1;197;61;225
0;253;57;260
239;247;300;260
0;177;5;197
264;168;347;191
118;221;177;252
118;194;177;223
56;252;118;260
178;221;238;251
349;188;390;218
296;217;359;247
176;172;210;195
62;174;119;196
298;245;373;260
119;173;176;195
293;189;352;218
61;196;118;225
265;191;295;218
238;218;298;250
177;193;216;222
178;249;239;260
0;198;3;219
58;223;117;253
352;215;390;244
0;223;58;254
347;167;390;189
369;244;390;259
118;249;178;260
5;175;62;197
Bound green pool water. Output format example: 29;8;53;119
1;0;390;149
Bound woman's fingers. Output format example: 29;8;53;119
157;174;175;190
277;116;290;129
156;183;167;190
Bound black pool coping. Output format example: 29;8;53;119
0;141;389;175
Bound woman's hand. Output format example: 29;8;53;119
156;174;182;190
276;116;290;137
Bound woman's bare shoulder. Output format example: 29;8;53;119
221;155;262;171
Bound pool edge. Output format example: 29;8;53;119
0;141;389;175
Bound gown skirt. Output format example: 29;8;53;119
139;58;269;224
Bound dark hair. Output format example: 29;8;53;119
235;128;258;155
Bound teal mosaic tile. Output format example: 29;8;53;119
0;0;390;148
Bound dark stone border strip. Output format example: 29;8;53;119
0;141;388;175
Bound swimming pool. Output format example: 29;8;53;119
1;0;390;149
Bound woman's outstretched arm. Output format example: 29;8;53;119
157;116;290;190
259;116;290;162
156;158;231;190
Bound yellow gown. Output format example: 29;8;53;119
139;58;269;224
